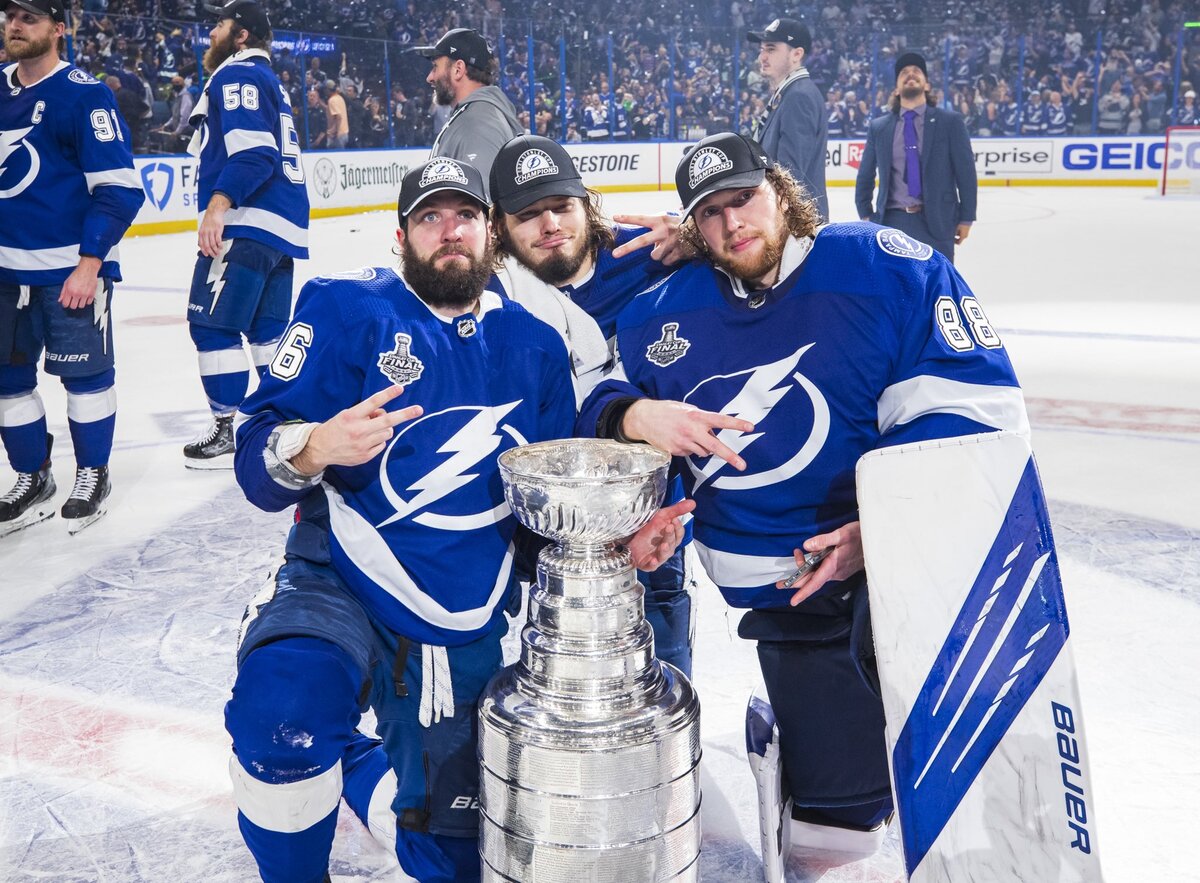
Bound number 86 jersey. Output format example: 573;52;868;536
191;53;309;259
0;62;144;285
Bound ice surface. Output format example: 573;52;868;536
1;185;1196;881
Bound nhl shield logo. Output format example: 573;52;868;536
688;147;733;190
876;228;934;261
646;322;690;367
457;317;477;338
377;333;425;385
514;148;558;185
419;158;469;187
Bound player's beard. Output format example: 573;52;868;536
431;73;455;107
4;30;55;60
203;31;238;73
501;226;593;287
899;82;927;102
709;224;788;287
402;239;495;312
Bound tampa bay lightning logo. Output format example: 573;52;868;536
687;146;733;190
68;69;98;85
683;343;829;491
140;162;175;210
0;126;40;199
876;228;933;260
513;148;558;185
375;402;527;532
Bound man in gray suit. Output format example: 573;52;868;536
855;52;977;262
748;18;828;220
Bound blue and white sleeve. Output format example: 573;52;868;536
73;86;145;262
211;70;277;205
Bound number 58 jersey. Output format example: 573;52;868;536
0;62;144;285
192;54;308;258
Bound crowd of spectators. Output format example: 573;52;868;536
0;0;1196;153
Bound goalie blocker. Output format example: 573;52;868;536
856;431;1102;882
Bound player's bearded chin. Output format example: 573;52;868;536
203;32;237;73
500;223;590;286
5;30;54;59
402;239;495;312
710;225;788;285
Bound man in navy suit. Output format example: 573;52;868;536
854;52;977;262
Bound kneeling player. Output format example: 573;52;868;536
578;133;1029;879
0;0;144;535
227;159;690;882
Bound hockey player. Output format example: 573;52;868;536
578;132;1029;880
0;0;144;535
183;0;309;469
487;133;698;677
226;158;691;883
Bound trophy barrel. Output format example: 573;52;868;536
481;440;702;881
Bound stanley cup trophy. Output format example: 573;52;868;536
479;439;702;881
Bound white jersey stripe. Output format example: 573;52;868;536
692;540;796;589
0;243;118;272
219;205;309;249
224;128;277;156
229;755;342;833
324;484;514;631
83;168;142;193
877;376;1029;437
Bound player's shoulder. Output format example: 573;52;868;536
617;263;700;327
60;65;104;89
211;56;274;85
295;267;404;320
809;222;949;290
488;297;571;353
41;64;110;105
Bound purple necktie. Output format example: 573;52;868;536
903;109;922;200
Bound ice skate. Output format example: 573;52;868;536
184;414;235;470
61;465;111;535
0;435;57;537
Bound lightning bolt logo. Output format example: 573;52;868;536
684;343;830;492
0;127;40;199
206;240;233;314
377;401;524;531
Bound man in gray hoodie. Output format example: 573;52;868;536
415;28;523;195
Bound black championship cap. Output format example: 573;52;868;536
489;135;587;215
676;132;772;220
413;28;492;69
746;18;811;54
204;0;271;41
5;0;67;23
398;157;489;223
894;52;928;80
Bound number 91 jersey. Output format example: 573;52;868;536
0;63;143;285
194;56;309;258
605;224;1030;609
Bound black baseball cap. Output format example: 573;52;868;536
413;28;492;69
398;157;489;223
489;135;587;215
204;0;271;41
746;18;811;54
676;133;772;220
5;0;67;23
895;52;928;80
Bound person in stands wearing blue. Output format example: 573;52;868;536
182;0;309;469
854;52;977;263
0;0;144;536
225;158;691;883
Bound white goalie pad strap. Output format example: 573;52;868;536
419;643;455;728
66;387;117;424
876;375;1029;437
198;347;248;377
0;391;46;427
229;755;342;833
856;431;1100;882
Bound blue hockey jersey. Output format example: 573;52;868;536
190;51;309;258
0;62;144;285
235;268;575;646
579;224;1029;610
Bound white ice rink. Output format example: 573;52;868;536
1;185;1197;882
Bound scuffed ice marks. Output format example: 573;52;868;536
0;488;292;710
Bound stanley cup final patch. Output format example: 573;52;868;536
646;322;691;367
419;158;469;187
378;333;425;385
514;148;558;185
688;147;733;190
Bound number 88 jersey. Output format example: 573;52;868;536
0;62;144;285
193;54;309;259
